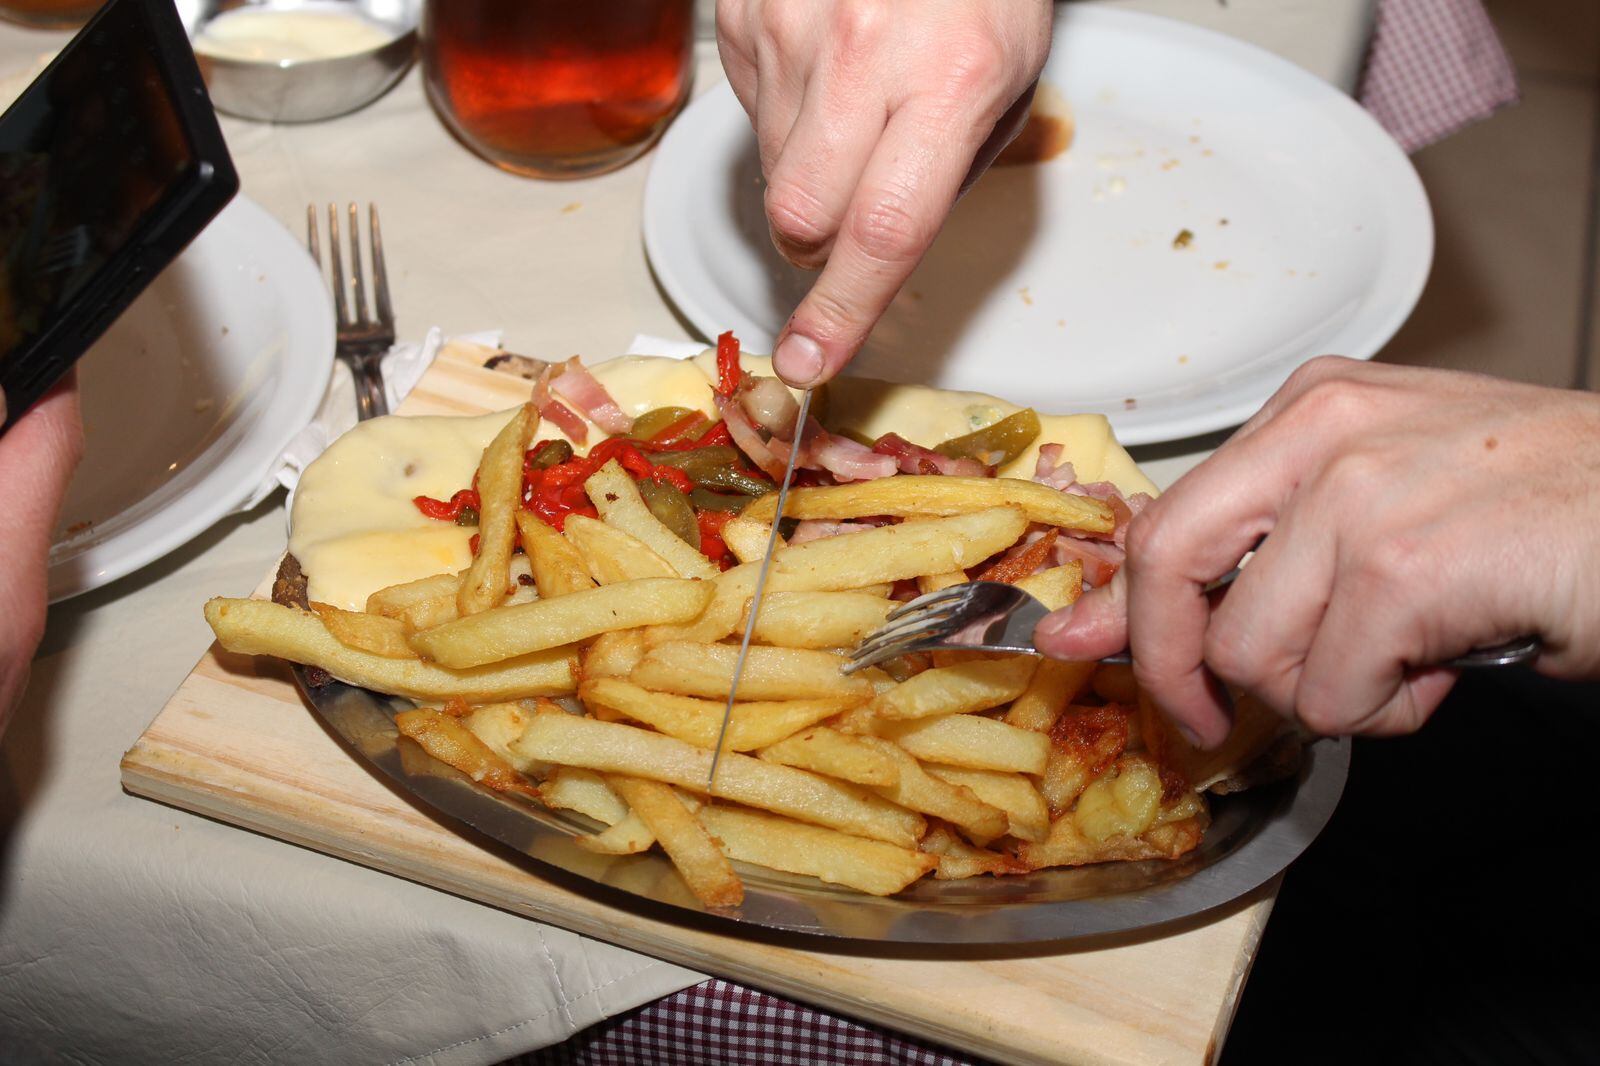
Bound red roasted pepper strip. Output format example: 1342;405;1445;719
697;509;735;569
715;331;742;397
413;488;480;521
693;421;732;448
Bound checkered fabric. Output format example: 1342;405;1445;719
511;980;994;1066
504;7;1517;1066
1358;0;1520;152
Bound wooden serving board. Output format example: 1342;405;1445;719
122;345;1276;1066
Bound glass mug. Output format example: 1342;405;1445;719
421;0;694;180
0;0;101;29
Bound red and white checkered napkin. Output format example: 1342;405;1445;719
1359;0;1520;153
515;980;989;1066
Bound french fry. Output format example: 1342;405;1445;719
579;678;853;752
919;822;1029;879
923;763;1050;842
1005;659;1097;734
864;657;1036;721
1073;756;1165;843
585;460;719;580
580;628;648;682
858;738;1008;844
576;807;657;855
563;515;679;584
458;701;547;775
660;509;1028;647
757;726;900;788
606;775;743;907
1040;704;1130;815
767;507;1030;590
410;578;714;668
397;594;458;632
458;405;538;616
517;511;597;598
1017;790;1207;870
696;805;936;896
1013;560;1084;612
917;571;968;595
742;477;1113;534
738;591;893;650
629;642;870;701
366;571;462;618
205;598;578;701
393;708;542;801
719;513;782;563
540;766;629;825
311;602;418;659
876;715;1050;775
510;714;925;846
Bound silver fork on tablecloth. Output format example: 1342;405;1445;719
307;203;395;420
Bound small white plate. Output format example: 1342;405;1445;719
643;6;1432;444
47;195;334;601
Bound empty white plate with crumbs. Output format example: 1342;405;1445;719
643;6;1433;445
46;196;334;601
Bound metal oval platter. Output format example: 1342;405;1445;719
300;667;1349;944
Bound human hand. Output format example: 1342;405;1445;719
716;0;1053;387
1033;357;1600;746
0;376;84;733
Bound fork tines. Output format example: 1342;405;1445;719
307;202;396;344
842;584;988;673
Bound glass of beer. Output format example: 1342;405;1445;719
421;0;695;180
0;0;100;29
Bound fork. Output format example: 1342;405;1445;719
307;203;395;421
842;578;1542;674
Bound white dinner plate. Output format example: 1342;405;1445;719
46;195;334;601
643;6;1433;445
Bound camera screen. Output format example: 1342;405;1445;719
0;0;199;392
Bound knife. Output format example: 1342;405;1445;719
707;387;813;792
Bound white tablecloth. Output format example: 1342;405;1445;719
0;7;1373;1062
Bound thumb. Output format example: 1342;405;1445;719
1033;569;1129;661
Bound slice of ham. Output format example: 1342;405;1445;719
532;365;590;446
1054;536;1124;588
549;357;634;436
715;393;787;481
1033;444;1078;490
804;425;898;482
871;433;990;477
787;519;876;545
1033;442;1154;547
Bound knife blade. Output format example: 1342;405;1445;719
706;387;812;791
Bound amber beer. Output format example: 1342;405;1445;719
422;0;694;179
0;0;100;28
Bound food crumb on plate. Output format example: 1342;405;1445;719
1173;229;1194;250
562;202;582;214
1018;286;1033;306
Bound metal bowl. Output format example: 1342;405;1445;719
177;0;420;123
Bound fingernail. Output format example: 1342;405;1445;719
1174;721;1206;748
774;333;824;387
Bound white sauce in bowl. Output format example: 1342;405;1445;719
193;8;395;63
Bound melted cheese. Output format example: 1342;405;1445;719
289;353;1158;609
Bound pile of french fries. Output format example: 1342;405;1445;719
205;403;1211;909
